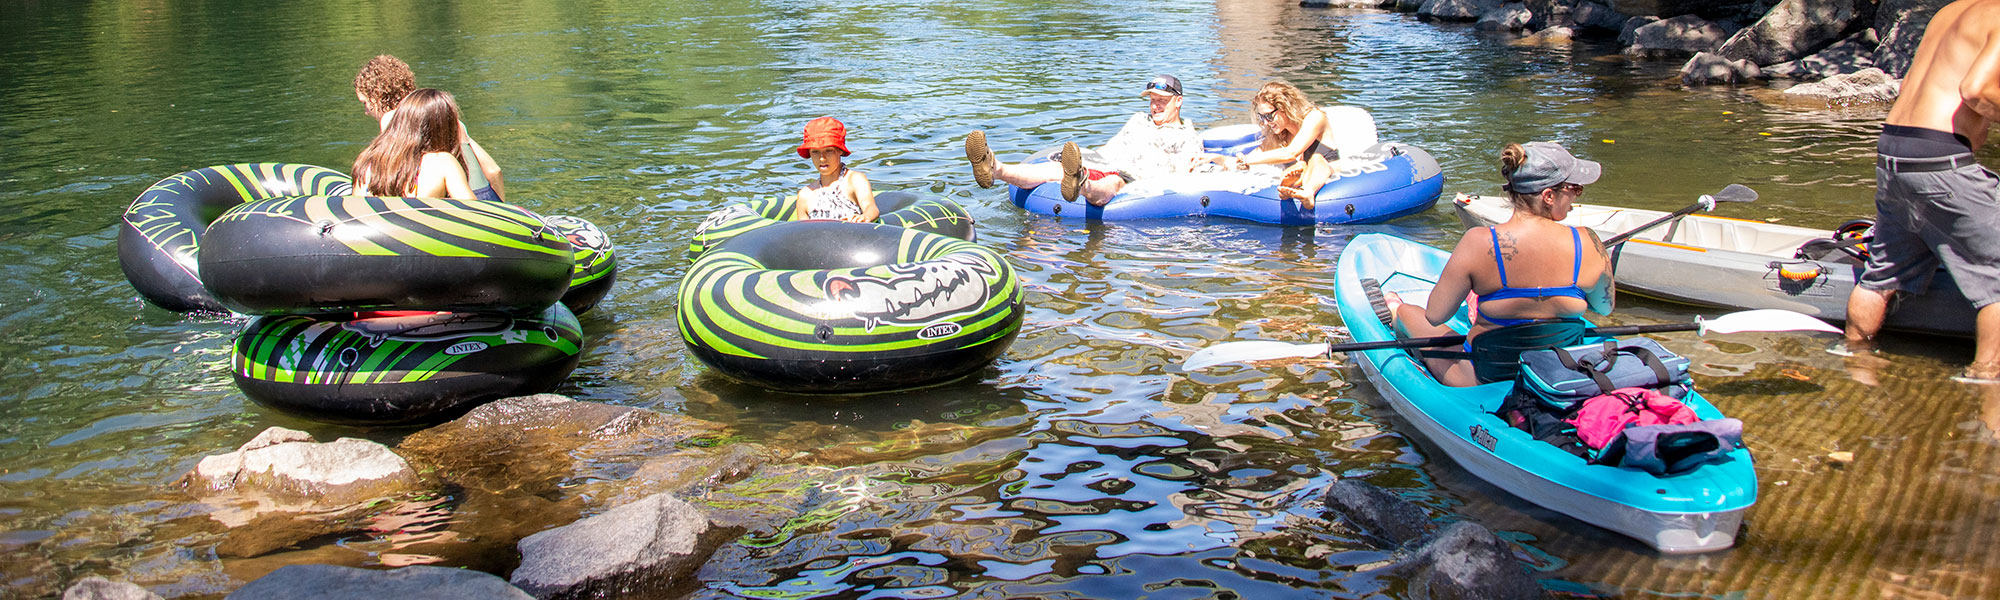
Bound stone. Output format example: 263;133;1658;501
1302;0;1388;7
1523;25;1577;43
1872;0;1953;77
1681;51;1763;85
510;493;736;600
1420;0;1505;21
1523;0;1578;30
1321;480;1437;547
1395;0;1429;11
1714;0;1872;66
1624;14;1730;59
225;564;533;600
1570;2;1630;34
62;577;162;600
1608;0;1739;17
1392;522;1545;600
1763;28;1878;80
1476;3;1535;31
1782;67;1901;105
397;394;725;498
1618;15;1660;45
182;429;420;509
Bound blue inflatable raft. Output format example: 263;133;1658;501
1008;124;1444;225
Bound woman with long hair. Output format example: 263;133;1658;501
352;88;475;199
1198;81;1341;209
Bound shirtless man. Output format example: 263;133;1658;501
962;75;1204;206
353;55;507;202
1841;0;2000;383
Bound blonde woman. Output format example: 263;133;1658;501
1198;81;1340;209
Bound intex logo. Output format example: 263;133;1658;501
918;323;961;340
445;341;490;355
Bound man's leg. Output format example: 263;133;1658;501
964;131;1063;189
1082;178;1123;206
1966;303;2000;382
1841;286;1894;355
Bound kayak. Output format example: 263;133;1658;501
1008;124;1444;225
1453;194;1974;338
1333;233;1755;553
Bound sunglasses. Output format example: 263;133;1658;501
1145;81;1178;95
1256;109;1278;123
1556;183;1585;196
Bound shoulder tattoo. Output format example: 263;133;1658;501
1493;229;1521;261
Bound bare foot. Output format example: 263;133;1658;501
1952;361;2000;385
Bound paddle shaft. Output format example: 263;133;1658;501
1323;322;1701;354
1601;202;1711;247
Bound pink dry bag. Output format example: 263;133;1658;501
1566;387;1698;450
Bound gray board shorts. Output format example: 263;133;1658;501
1862;152;2000;309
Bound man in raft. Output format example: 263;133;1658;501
1841;0;2000;383
961;74;1205;206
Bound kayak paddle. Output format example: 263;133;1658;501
1601;184;1757;247
1182;308;1839;371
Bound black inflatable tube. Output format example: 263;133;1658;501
118;164;354;312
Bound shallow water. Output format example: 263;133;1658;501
2;1;1998;598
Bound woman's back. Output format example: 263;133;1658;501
1465;219;1606;326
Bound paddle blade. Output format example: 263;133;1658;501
1702;309;1841;335
1184;341;1326;371
1710;183;1758;204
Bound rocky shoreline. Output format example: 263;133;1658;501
1304;0;1951;105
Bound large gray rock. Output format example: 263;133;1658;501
1764;27;1878;80
1571;1;1630;33
1321;480;1437;547
1523;0;1578;30
510;493;734;600
1391;522;1545;600
1618;15;1661;45
1477;3;1535;30
1681;51;1763;85
225;565;533;600
62;577;162;600
1872;0;1953;77
181;428;419;508
1782;66;1901;104
1714;0;1872;66
1420;0;1506;20
1624;14;1730;59
397;394;726;498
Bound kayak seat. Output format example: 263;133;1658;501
1419;319;1589;384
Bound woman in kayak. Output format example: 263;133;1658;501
1378;141;1615;387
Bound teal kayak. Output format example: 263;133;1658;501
1332;233;1755;553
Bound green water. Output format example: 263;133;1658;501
3;1;1998;598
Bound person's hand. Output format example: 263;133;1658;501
842;214;869;223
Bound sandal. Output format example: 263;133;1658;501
1059;142;1086;202
1358;278;1394;327
965;131;997;189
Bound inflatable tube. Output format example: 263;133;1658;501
197;196;574;316
1010;141;1444;225
232;303;583;424
678;221;1024;393
544;215;618;315
118;164;355;312
688;191;975;259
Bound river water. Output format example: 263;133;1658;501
3;0;1998;598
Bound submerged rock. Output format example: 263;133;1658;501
61;577;162;600
510;493;737;600
1390;522;1545;600
1624;14;1730;59
225;564;532;599
1681;52;1762;85
396;394;728;498
1321;480;1437;547
1782;67;1900;105
1763;28;1878;80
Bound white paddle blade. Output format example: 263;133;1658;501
1702;309;1842;335
1711;183;1758;203
1184;341;1326;371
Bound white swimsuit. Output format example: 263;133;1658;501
803;169;862;221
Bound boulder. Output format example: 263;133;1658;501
1608;0;1739;17
1395;0;1429;11
1714;0;1872;66
1523;0;1578;30
1390;522;1545;600
1872;0;1954;77
1522;25;1578;44
1782;67;1901;104
1420;0;1505;21
1321;480;1437;547
1681;51;1763;85
225;565;533;600
1618;15;1660;45
1302;0;1389;7
62;577;162;600
1764;28;1878;80
510;493;736;600
397;394;727;498
1477;3;1535;30
181;430;419;508
1571;1;1630;34
1624;14;1730;59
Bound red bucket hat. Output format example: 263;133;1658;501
798;116;851;158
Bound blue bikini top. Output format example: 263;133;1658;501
1477;226;1587;327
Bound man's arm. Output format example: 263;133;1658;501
1959;28;2000;121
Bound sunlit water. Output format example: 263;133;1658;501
3;1;1997;598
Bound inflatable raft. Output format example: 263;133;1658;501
118;163;355;312
1008;123;1444;225
689;190;975;258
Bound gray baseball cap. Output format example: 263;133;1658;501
1506;141;1601;194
